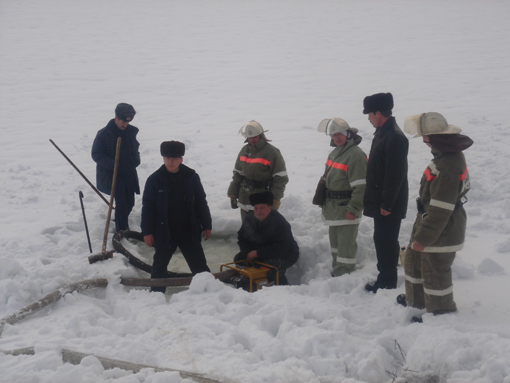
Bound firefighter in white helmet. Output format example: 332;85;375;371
228;120;289;221
316;118;367;276
398;112;473;323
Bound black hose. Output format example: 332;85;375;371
112;230;192;278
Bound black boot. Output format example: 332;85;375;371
365;280;397;293
279;274;288;286
396;294;407;307
364;281;381;293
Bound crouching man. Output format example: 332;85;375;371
234;191;299;285
141;141;212;293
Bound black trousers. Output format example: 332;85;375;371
151;236;210;293
373;215;402;288
114;177;136;231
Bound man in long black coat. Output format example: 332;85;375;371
141;141;212;293
235;191;299;285
92;103;140;231
362;93;409;293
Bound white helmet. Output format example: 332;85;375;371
317;118;358;136
239;120;267;138
404;112;462;137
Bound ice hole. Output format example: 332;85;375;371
120;235;239;274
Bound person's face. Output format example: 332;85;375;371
115;116;129;130
332;132;347;147
247;135;261;146
368;111;383;128
422;135;432;148
163;156;183;173
253;203;272;222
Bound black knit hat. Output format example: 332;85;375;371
160;141;185;158
249;191;273;206
115;103;136;122
363;93;393;114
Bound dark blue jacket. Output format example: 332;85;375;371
237;210;299;265
363;117;409;219
91;119;140;195
141;164;212;248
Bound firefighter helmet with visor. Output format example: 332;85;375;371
239;120;267;138
317;118;358;138
404;112;462;138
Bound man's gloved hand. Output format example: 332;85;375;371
228;195;238;209
272;199;281;210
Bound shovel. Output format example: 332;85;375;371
88;137;121;264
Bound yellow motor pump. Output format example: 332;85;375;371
220;261;279;292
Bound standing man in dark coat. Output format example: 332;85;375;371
234;191;299;285
362;93;409;293
141;141;212;293
92;103;140;231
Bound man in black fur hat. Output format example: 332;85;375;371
362;93;409;293
141;141;212;293
234;191;299;285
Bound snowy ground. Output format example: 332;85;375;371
1;1;510;382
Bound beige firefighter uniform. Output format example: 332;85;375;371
404;147;470;313
227;136;288;219
322;138;367;276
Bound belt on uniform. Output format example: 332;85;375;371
245;179;270;189
326;190;352;199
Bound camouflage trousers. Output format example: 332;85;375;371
403;247;457;314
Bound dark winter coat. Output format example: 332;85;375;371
91;119;140;195
141;164;212;248
237;209;299;265
363;117;409;219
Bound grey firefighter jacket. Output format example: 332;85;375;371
227;137;288;211
322;138;368;226
411;147;470;252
